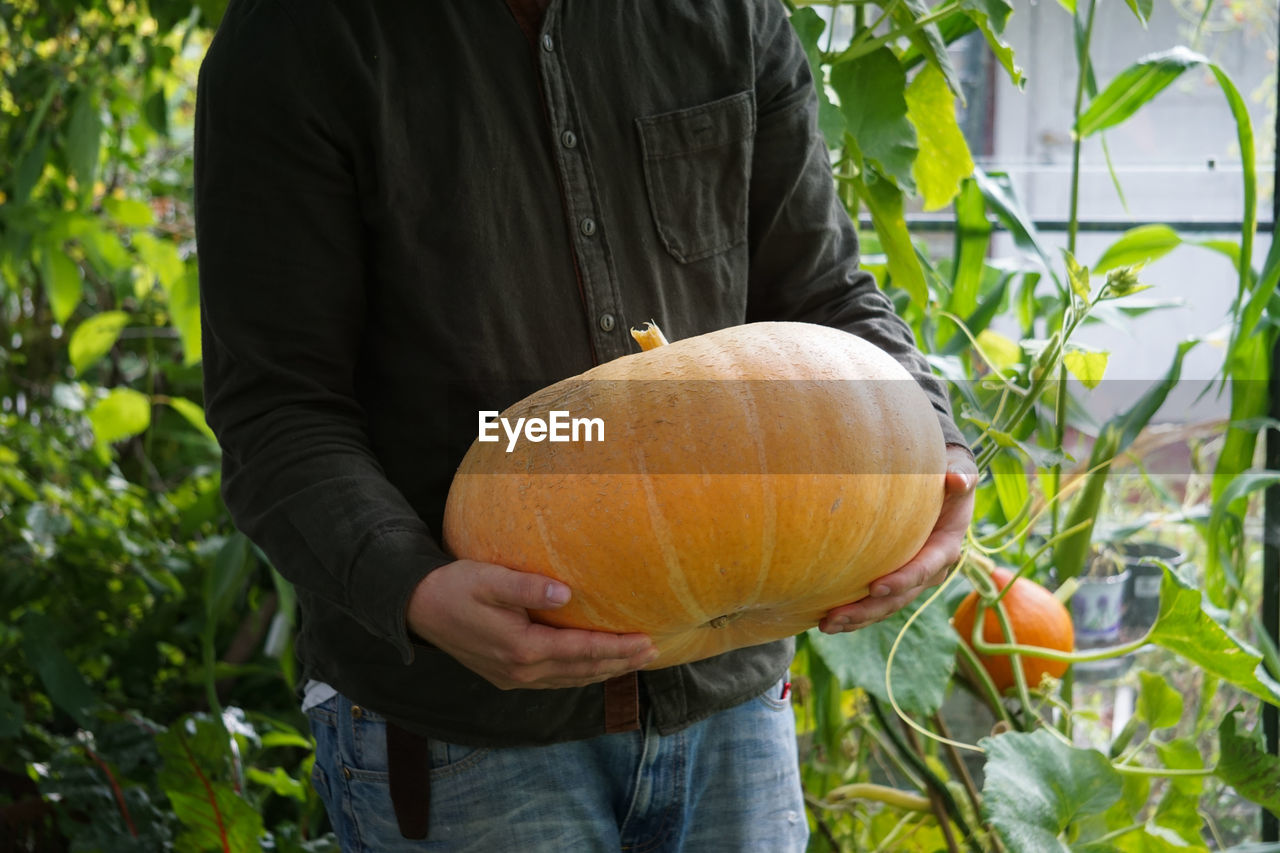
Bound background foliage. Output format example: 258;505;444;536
1;0;1277;850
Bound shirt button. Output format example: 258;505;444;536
561;130;577;149
580;217;596;237
599;313;616;332
541;33;554;52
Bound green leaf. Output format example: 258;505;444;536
805;595;957;716
1063;348;1108;390
165;396;217;442
0;688;23;739
157;716;265;853
132;231;185;294
64;88;103;190
789;8;847;149
1148;567;1280;707
855;171;928;307
981;728;1122;852
890;0;964;97
207;533;259;626
246;766;306;802
169;266;204;366
1154;737;1204;796
1123;0;1154;25
104;197;155;228
1215;707;1280;814
831;48;917;191
1151;786;1206;846
976;328;1021;372
42;243;83;325
1064;250;1091;300
15;133;51;205
990;449;1029;525
88;387;151;446
144;88;169;137
22;612;99;728
905;63;974;211
945;178;992;322
69;310;130;374
1095;225;1181;274
1135;670;1182;730
960;0;1024;88
1077;47;1208;138
973;168;1059;288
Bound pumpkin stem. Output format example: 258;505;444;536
631;321;669;351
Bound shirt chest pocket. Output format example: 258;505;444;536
636;90;755;264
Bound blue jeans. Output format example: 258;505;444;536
306;683;808;851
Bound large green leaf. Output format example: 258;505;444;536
789;8;846;149
22;612;99;729
132;231;185;295
1147;567;1280;708
157;715;264;853
855;171;928;306
63;87;103;190
42;242;83;324
960;0;1024;88
805;594;958;716
905;63;974;211
87;387;152;446
981;728;1122;852
1076;47;1207;137
830;47;917;192
973;168;1059;288
1135;670;1182;730
165;396;217;442
945;178;992;321
1094;225;1182;274
169;266;204;366
1215;707;1280;814
889;0;963;97
69;310;130;374
1123;0;1154;25
990;449;1030;525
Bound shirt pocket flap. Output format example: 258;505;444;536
636;91;756;264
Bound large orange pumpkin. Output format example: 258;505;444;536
442;321;947;668
951;567;1074;692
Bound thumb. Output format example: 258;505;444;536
485;565;572;610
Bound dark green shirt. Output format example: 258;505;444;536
194;0;964;746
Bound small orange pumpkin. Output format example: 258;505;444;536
951;567;1074;692
442;321;947;668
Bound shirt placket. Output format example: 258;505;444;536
536;4;629;363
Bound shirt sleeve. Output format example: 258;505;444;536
743;1;967;450
194;0;450;664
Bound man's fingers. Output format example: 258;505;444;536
481;564;572;611
531;624;656;664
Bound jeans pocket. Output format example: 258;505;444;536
756;675;792;712
636;90;755;263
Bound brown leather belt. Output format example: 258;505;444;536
385;672;641;839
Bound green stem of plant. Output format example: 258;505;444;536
867;697;985;853
1112;764;1215;778
954;639;1018;730
865;696;983;845
1086;822;1146;845
1066;0;1098;257
841;1;960;61
971;629;1153;664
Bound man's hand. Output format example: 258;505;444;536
406;560;659;690
818;445;978;634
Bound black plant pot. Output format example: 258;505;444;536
1115;542;1185;637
